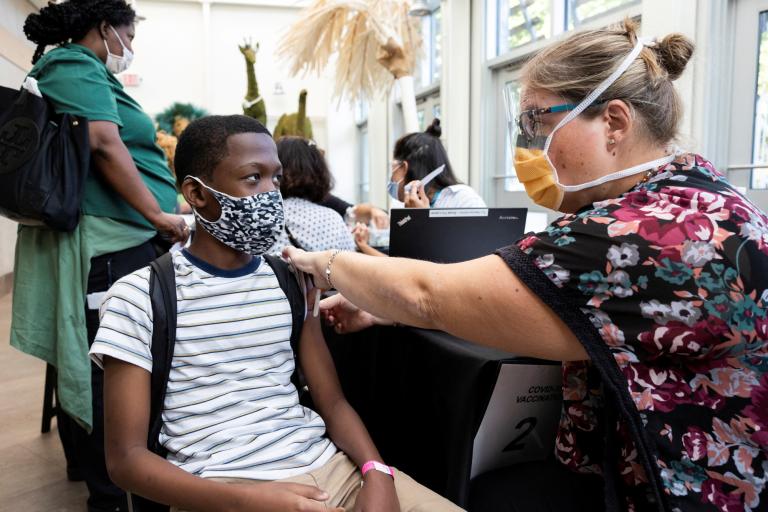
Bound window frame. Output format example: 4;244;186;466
479;0;642;215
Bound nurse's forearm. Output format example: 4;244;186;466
313;250;441;329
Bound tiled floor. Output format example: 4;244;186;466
0;292;89;511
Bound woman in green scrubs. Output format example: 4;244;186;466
15;1;188;510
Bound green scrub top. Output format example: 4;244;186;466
28;43;177;227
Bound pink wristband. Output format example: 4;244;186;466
361;460;394;478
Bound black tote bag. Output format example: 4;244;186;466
0;84;89;231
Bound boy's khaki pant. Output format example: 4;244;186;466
171;452;464;511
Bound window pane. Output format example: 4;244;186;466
491;0;552;56
418;109;426;131
503;81;525;192
432;7;442;82
418;15;432;88
433;104;441;121
566;0;639;29
753;11;768;189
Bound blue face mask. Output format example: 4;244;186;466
387;179;402;201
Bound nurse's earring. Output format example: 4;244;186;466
608;137;616;156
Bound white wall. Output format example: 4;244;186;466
0;0;35;278
127;0;358;202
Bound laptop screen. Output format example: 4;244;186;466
388;208;528;264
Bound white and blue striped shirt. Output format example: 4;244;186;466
90;250;336;480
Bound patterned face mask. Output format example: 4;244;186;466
187;176;284;256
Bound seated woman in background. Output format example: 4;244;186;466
270;137;356;254
391;119;485;209
354;119;486;255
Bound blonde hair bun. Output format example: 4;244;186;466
655;33;695;81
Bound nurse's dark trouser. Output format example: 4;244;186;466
57;240;157;512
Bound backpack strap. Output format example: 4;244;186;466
264;254;306;394
264;254;305;354
147;251;177;455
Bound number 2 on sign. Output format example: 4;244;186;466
503;417;537;452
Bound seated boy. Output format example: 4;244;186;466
89;115;463;512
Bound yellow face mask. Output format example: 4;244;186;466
506;37;675;212
513;147;564;211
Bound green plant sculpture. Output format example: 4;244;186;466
239;40;267;126
273;89;313;140
155;102;208;136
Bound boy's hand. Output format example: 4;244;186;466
230;481;343;512
354;472;399;512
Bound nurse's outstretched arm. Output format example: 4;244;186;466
283;248;587;362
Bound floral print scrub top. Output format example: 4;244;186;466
497;154;768;511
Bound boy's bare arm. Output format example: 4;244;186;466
298;313;383;465
298;312;399;510
102;356;337;512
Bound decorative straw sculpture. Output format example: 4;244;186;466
278;0;422;133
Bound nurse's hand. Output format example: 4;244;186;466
282;247;330;289
404;181;430;208
321;293;392;334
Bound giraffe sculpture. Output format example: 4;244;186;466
273;89;313;140
239;40;267;126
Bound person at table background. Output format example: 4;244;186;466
270;136;356;254
320;193;390;230
284;20;768;512
15;1;188;510
354;119;486;256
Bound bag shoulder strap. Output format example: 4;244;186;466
147;251;177;455
264;254;305;354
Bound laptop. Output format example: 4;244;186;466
388;208;527;263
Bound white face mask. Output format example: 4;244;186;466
103;26;134;74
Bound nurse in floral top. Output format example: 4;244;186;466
284;20;768;512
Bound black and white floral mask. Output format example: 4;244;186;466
188;176;284;255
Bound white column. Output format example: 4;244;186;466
440;0;472;184
201;0;213;111
368;95;391;209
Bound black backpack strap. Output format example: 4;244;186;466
264;254;307;396
264;254;305;354
147;251;177;454
130;252;176;512
285;225;304;251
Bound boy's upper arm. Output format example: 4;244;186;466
297;313;345;412
103;356;152;454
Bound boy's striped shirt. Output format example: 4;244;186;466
90;250;336;480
